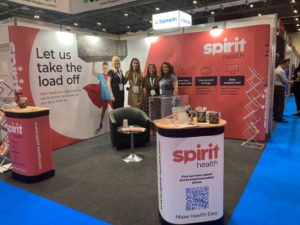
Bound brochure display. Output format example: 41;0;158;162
154;118;226;225
5;106;54;183
149;95;189;121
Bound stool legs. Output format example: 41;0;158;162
121;132;144;163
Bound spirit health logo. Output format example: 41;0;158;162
173;143;219;164
7;122;23;136
203;37;246;56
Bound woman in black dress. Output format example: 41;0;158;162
143;64;160;115
107;56;127;109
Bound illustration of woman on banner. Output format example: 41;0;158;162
83;62;111;134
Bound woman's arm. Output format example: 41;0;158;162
124;71;129;84
173;80;178;96
107;74;115;101
142;77;147;95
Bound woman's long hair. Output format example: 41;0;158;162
145;63;158;79
127;58;142;79
111;56;121;72
160;61;175;79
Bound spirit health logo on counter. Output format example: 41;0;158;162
203;37;246;56
173;143;219;163
172;143;220;169
7;122;23;136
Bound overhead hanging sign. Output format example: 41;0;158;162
9;0;137;14
70;0;138;14
8;0;70;13
152;10;192;30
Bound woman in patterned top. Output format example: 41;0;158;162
125;58;144;109
159;62;178;96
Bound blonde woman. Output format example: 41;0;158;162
107;56;127;109
125;58;144;109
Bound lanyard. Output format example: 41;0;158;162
133;72;138;84
116;70;122;82
150;77;154;88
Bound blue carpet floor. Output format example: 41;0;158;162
0;181;110;225
229;96;300;225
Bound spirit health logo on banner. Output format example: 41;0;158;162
8;26;112;149
157;133;224;224
145;25;269;141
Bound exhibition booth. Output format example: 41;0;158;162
0;13;280;224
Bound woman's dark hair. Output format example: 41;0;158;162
127;58;141;79
146;64;158;78
160;61;175;79
129;58;141;73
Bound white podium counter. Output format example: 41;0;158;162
154;118;226;225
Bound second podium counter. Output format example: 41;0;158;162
154;118;226;225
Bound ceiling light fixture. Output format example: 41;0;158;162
291;0;296;3
211;11;215;15
258;13;262;16
210;26;223;37
73;22;78;26
102;28;106;32
124;13;128;17
33;15;40;19
193;0;197;4
127;26;130;29
295;18;299;21
155;7;160;11
294;9;298;14
250;4;254;8
297;24;300;27
96;22;101;26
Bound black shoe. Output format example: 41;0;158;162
276;119;288;123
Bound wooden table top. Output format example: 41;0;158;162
154;117;227;129
4;106;49;114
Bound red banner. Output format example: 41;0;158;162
146;25;270;140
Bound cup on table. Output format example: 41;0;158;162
123;119;128;128
197;111;206;123
208;112;220;124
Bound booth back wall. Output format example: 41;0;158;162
143;25;270;141
8;24;270;149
